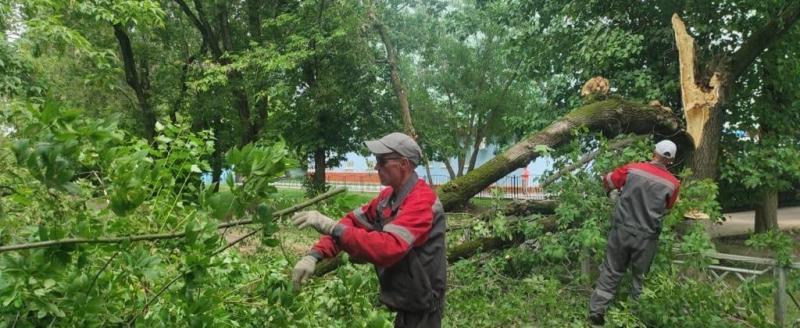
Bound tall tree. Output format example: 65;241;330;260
720;32;800;232
381;0;535;179
435;1;800;209
268;0;393;194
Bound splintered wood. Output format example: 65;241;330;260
672;14;721;148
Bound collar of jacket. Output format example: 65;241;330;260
388;172;419;212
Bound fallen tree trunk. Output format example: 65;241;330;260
448;216;557;262
474;134;640;220
503;199;558;216
438;99;682;211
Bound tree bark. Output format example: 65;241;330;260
370;5;436;185
496;199;558;216
312;146;327;193
245;0;262;42
754;189;779;233
371;8;414;139
437;99;682;211
443;160;457;180
175;0;223;58
210;118;224;192
218;3;258;146
171;51;202;123
175;0;260;146
245;0;270;136
229;70;256;145
672;5;800;181
113;24;156;142
448;216;557;262
456;147;466;177
467;116;483;172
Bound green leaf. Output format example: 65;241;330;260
256;203;272;225
534;144;553;155
208;191;235;220
155;135;172;144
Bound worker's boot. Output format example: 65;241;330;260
588;313;605;327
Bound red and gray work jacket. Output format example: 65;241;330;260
603;161;681;237
309;173;446;312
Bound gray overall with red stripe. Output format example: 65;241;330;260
589;161;680;317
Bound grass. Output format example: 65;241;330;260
274;188;376;204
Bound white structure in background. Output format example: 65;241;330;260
290;144;554;199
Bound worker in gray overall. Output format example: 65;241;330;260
588;140;681;325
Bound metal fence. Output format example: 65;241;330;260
274;174;552;200
675;252;800;327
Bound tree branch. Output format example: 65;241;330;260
112;24;140;92
539;135;643;188
86;251;119;295
174;0;222;58
728;3;800;81
0;187;346;253
112;23;155;141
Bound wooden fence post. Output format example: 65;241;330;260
774;265;787;327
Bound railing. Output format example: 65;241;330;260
274;174;553;199
675;252;800;327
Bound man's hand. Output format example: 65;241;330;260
292;255;317;290
608;189;620;205
292;210;337;235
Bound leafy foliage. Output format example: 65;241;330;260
2;0;799;326
0;101;395;327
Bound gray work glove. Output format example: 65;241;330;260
292;255;318;290
608;189;620;205
292;210;337;235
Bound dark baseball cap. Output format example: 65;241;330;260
364;132;422;165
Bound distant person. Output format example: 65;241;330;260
588;140;681;326
521;167;530;195
291;132;446;328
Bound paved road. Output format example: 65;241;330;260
705;206;800;238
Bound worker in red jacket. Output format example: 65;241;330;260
291;132;446;328
588;140;681;326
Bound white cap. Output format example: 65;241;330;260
655;140;677;159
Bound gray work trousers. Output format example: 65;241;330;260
589;226;659;317
394;307;442;328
